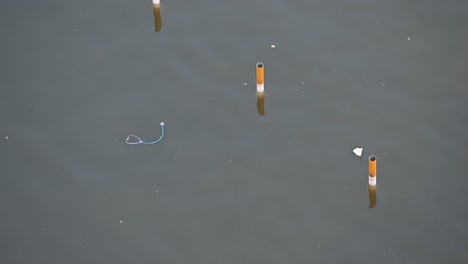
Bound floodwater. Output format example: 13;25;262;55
1;0;467;263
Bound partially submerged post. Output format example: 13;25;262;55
368;155;377;208
256;62;265;116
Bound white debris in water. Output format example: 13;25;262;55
5;136;8;139
407;37;411;40
353;147;363;157
302;82;305;84
270;44;276;48
119;220;123;224
243;83;247;86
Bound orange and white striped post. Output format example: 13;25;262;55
368;155;377;186
368;155;377;208
256;62;264;92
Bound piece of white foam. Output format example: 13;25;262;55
353;147;363;157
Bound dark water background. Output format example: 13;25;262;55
1;0;467;263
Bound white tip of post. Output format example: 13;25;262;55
160;122;165;126
353;147;363;157
153;0;160;4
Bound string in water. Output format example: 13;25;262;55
126;122;165;145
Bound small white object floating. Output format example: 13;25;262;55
353;147;363;157
270;44;276;48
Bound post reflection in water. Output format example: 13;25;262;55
368;184;377;208
153;0;162;32
256;91;265;116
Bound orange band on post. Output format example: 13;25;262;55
256;62;264;92
368;155;377;186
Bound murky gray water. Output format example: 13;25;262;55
1;0;467;263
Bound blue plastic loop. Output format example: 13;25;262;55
126;122;165;145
